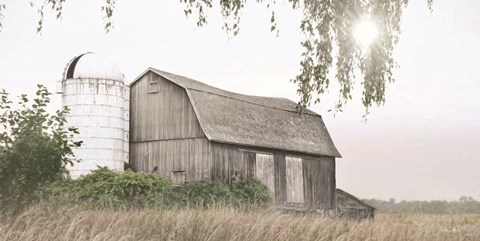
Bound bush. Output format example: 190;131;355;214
168;179;272;208
40;168;171;209
40;168;272;210
177;180;234;207
230;179;272;207
0;86;81;208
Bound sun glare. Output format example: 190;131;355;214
354;19;378;47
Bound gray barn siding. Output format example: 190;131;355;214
303;157;336;210
129;71;204;142
211;142;246;183
210;142;335;210
274;154;286;205
129;71;209;182
255;153;276;197
336;189;375;219
130;138;211;182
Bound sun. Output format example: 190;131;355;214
354;19;378;47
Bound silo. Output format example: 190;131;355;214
57;52;129;178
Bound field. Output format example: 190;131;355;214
1;205;479;241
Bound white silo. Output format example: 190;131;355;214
57;52;130;178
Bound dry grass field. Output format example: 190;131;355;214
1;205;479;241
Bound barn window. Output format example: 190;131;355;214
148;78;159;93
286;156;304;204
255;153;275;197
172;170;186;186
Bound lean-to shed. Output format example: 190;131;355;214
336;188;376;219
129;68;341;210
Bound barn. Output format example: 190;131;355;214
128;68;341;211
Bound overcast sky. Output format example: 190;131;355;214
1;0;479;201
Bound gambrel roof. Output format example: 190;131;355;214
131;68;341;157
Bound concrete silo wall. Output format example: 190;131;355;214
62;78;129;178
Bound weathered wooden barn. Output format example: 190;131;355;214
129;68;342;211
130;68;340;209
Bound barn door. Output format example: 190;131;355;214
255;153;275;197
285;156;304;204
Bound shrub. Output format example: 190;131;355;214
41;168;171;210
40;168;273;210
230;179;272;207
178;180;234;207
0;86;81;209
174;179;272;208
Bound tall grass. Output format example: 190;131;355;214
1;204;479;241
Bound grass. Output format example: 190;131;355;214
1;205;479;241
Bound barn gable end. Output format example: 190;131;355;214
130;71;205;141
129;71;211;183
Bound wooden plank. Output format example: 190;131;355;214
331;157;336;209
321;157;331;208
129;143;137;171
255;153;275;197
302;158;312;208
203;141;212;180
311;158;322;208
211;144;227;182
274;154;286;205
245;152;256;179
229;150;241;183
286;156;304;204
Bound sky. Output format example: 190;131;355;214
1;0;479;201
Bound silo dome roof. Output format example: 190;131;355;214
63;52;125;82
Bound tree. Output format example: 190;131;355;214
0;85;81;208
0;1;433;115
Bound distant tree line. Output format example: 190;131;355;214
363;197;480;214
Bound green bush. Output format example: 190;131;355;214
230;179;272;207
41;168;171;210
0;86;81;209
171;179;272;208
40;168;272;210
178;180;234;207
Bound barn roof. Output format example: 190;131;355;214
336;188;376;210
132;68;341;157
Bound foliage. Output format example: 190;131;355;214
177;179;272;208
40;167;172;209
0;85;81;208
0;3;5;30
364;197;480;214
230;178;272;207
39;168;272;210
176;180;234;207
0;1;433;115
184;0;430;114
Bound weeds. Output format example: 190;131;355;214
0;205;479;241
